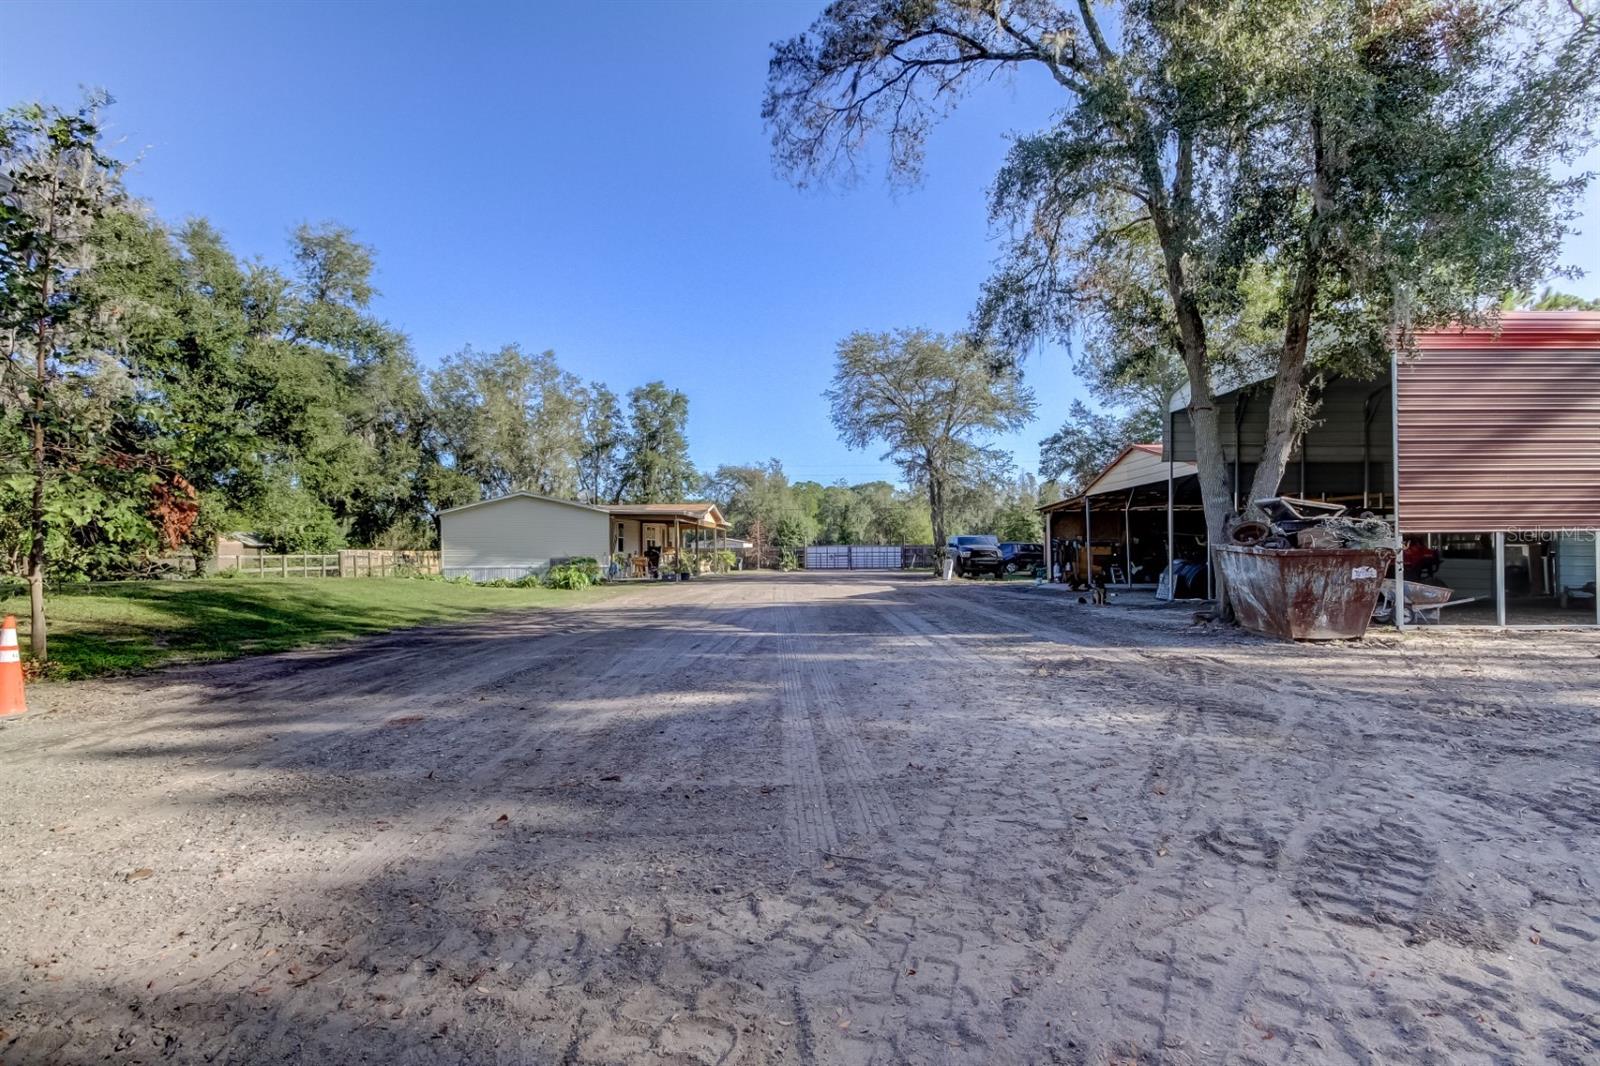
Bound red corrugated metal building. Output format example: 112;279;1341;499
1397;313;1600;532
1165;312;1600;627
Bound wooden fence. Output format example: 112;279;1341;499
216;549;441;578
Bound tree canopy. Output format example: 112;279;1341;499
825;329;1035;550
768;0;1600;599
0;93;706;614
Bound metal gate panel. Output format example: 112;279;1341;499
803;545;906;570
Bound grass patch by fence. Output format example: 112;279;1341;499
1;578;638;680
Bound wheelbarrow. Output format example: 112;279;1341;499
1372;580;1476;625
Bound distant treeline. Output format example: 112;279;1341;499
0;96;1051;583
0;97;698;579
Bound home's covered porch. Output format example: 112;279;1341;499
605;503;733;578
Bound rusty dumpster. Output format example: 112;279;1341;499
1217;545;1396;640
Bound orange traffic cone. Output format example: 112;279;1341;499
0;615;26;719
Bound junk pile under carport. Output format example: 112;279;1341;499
1217;498;1397;640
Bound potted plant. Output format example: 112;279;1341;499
675;553;694;581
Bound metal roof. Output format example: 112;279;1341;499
606;502;731;529
1040;443;1198;512
436;492;613;518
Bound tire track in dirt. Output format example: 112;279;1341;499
7;601;642;760
7;574;1598;1066
775;636;841;864
313;582;761;888
775;593;894;848
93;581;777;1066
914;585;1395;1063
104;582;768;1024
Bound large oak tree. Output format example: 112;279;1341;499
826;329;1035;551
766;0;1600;596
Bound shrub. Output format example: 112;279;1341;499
714;549;737;572
778;548;798;572
544;563;593;590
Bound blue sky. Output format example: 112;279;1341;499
7;1;1599;487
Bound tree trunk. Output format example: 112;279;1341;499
927;471;947;557
1250;106;1329;508
27;253;52;663
1144;131;1236;615
1249;356;1310;506
1188;388;1234;609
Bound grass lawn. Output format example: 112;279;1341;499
0;578;644;680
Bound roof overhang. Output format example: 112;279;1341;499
1040;443;1198;512
605;503;731;530
438;491;612;518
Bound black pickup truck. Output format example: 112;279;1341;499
947;534;1004;577
998;542;1045;574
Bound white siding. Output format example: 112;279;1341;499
440;496;609;580
1088;449;1197;497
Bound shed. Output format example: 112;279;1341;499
1163;311;1600;627
214;531;270;570
439;493;611;581
1040;444;1203;587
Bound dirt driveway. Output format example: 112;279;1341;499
2;573;1597;1065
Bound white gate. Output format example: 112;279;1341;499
803;545;906;570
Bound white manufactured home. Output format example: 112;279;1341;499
439;493;734;581
438;493;612;582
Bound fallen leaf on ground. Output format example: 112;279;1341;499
126;868;153;882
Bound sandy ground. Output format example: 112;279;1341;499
2;572;1598;1066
